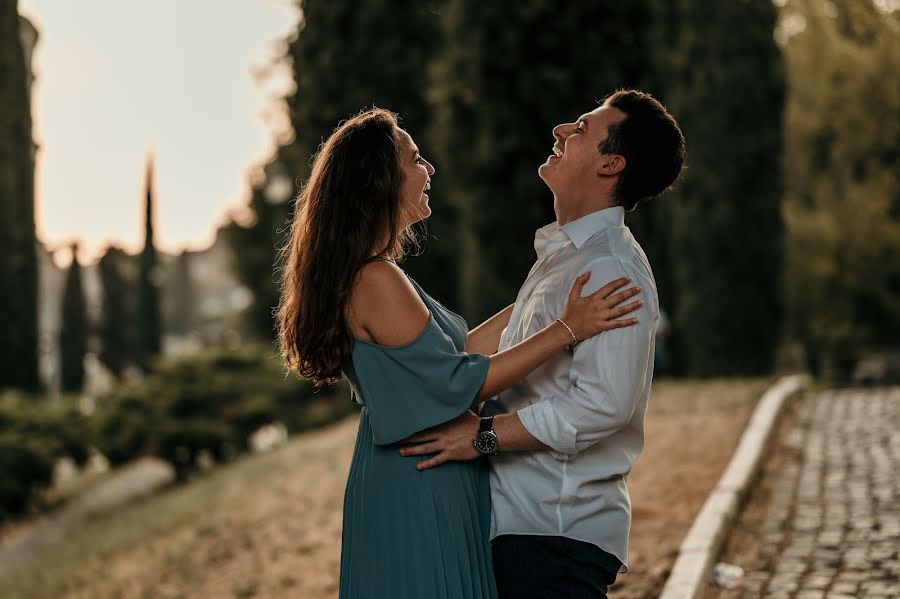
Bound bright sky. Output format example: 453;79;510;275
18;0;298;265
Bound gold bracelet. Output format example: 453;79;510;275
555;318;578;350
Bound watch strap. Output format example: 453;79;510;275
479;415;494;433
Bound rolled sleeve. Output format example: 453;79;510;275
518;258;656;460
518;399;580;460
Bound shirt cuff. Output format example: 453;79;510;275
517;401;579;460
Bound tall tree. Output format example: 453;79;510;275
60;243;86;392
781;0;900;376
431;0;666;323
0;6;40;392
667;0;785;375
98;245;133;378
228;0;447;339
138;155;162;369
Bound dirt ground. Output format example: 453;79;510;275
0;377;770;599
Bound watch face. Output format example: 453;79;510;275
475;432;498;454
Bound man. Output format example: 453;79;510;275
400;89;686;598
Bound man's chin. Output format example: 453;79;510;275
538;163;556;189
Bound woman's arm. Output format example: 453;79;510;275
465;304;514;355
472;273;640;404
353;263;640;409
473;319;573;402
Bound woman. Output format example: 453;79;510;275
276;109;641;599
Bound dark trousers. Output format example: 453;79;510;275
491;534;621;599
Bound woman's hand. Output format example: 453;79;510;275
559;272;642;342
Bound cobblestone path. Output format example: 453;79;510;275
743;387;900;598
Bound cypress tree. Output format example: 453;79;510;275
60;243;87;393
138;155;162;369
431;0;666;323
0;5;40;392
668;0;785;375
98;245;131;378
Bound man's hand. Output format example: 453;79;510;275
398;410;481;470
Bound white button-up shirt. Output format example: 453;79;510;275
486;206;658;572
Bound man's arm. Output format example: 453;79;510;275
400;259;654;469
511;260;654;460
398;410;546;470
465;304;514;355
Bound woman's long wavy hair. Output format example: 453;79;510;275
276;108;419;385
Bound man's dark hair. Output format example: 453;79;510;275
600;89;686;211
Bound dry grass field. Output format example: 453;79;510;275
0;377;771;599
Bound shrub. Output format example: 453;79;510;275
0;391;91;519
92;343;350;478
0;432;54;519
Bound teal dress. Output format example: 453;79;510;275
339;276;498;599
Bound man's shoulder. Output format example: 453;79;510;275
577;235;658;309
576;240;651;279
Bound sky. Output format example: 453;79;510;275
18;0;298;265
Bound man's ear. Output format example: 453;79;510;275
597;155;625;177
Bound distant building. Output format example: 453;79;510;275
37;242;64;394
164;225;250;350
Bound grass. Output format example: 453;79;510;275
0;377;772;599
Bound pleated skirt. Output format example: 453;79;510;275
339;408;498;599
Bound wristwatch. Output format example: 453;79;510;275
473;416;500;456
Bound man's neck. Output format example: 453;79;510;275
554;193;616;226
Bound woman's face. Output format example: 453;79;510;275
396;128;435;227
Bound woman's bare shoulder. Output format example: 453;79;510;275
349;261;430;346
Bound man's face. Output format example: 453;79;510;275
539;104;626;196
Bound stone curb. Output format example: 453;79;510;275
657;373;812;599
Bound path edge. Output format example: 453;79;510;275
657;373;812;599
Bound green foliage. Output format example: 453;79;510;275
0;391;92;519
60;244;87;392
0;3;40;393
91;344;350;479
0;434;53;519
781;0;900;377
431;0;666;323
666;0;786;376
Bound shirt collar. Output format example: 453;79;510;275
534;206;625;258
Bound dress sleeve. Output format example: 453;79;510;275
351;315;490;445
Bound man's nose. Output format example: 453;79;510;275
425;159;435;175
552;123;568;141
553;125;565;141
